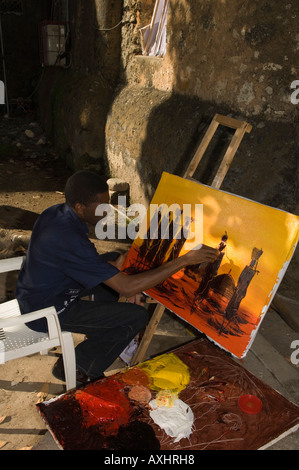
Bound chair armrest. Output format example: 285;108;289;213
0;306;57;329
0;256;25;274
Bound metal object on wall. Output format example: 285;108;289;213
39;21;67;67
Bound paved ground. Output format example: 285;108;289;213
1;302;297;451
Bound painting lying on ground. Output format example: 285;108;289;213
122;172;299;358
37;339;299;450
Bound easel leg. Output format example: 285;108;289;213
131;303;165;365
211;123;249;189
183;117;220;178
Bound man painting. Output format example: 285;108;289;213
16;171;218;385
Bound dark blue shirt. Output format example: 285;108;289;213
15;203;119;332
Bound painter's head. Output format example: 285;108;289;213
65;171;110;225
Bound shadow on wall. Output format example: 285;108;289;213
39;0;124;175
37;0;298;215
137;95;232;202
138;94;298;212
132;0;298;212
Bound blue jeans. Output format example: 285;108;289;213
60;283;149;379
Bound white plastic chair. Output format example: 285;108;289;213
0;256;76;390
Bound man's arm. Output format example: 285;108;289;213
104;244;218;298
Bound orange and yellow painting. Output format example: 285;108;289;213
122;173;299;358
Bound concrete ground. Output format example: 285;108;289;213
0;302;298;451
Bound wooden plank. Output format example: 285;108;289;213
214;113;252;133
184;114;252;180
212;122;249;189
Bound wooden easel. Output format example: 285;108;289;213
131;114;252;366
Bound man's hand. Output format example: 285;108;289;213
183;244;219;265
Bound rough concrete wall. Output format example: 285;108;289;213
38;0;123;171
106;86;209;204
106;87;299;210
105;0;298;209
121;0;298;121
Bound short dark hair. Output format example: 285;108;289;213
65;171;108;207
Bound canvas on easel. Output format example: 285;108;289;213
128;113;255;364
122;173;299;359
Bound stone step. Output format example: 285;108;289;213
237;333;299;405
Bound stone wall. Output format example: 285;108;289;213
121;0;298;120
105;0;298;207
38;0;298;211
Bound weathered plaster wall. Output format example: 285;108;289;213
38;0;123;171
105;0;298;207
39;0;298;212
106;86;209;203
121;0;298;120
106;87;299;209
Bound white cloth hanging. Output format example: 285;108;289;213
140;0;169;58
